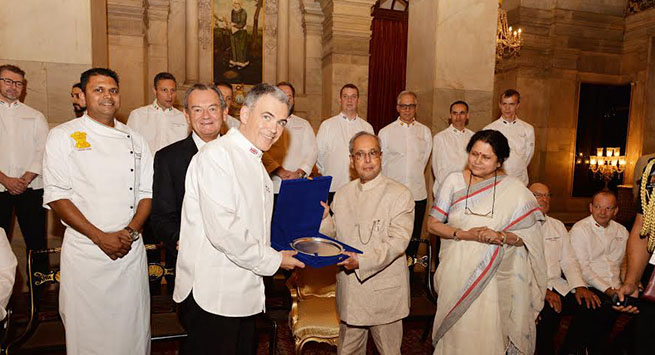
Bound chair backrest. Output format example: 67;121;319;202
295;265;338;299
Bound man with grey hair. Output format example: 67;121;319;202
174;83;305;354
151;84;225;292
378;91;431;250
320;131;414;355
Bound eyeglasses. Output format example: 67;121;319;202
464;171;496;218
532;193;552;198
0;77;24;88
352;150;381;161
397;104;417;110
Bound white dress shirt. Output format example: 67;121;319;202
225;114;241;130
316;113;374;192
542;216;586;296
569;215;629;292
266;114;318;193
0;227;17;320
191;131;207;150
379;118;432;201
42;114;153;355
431;124;473;198
174;128;282;316
127;100;188;153
483;117;535;185
0;100;49;191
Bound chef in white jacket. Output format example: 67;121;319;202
43;68;153;355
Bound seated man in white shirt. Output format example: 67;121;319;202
431;100;474;198
567;190;629;354
215;81;241;131
530;183;601;355
0;228;17;323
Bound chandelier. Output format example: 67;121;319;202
588;147;627;186
496;1;523;60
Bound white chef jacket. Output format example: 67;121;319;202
42;114;153;355
226;114;241;130
569;215;629;292
483;117;535;185
267;114;318;193
379;118;432;201
431;125;474;198
127;100;188;153
0;100;49;191
174;128;282;317
541;216;586;296
0;227;17;320
316;113;374;192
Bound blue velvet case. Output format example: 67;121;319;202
271;176;362;268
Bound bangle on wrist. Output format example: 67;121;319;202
452;229;460;241
499;231;506;244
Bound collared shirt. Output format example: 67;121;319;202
379;118;432;201
569;215;629;292
0;227;16;320
542;215;586;295
225;114;241;130
264;114;318;193
191;131;207;150
316;113;374;192
127;100;189;153
483;117;535;185
174;128;282;316
431;124;474;198
0;100;49;191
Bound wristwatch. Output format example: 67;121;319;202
452;229;460;241
124;226;141;241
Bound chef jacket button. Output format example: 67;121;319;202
127;135;130;138
130;168;134;172
130;151;133;154
129;187;133;191
130;206;134;209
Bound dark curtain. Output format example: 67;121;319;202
367;8;408;133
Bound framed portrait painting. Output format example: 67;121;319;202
213;0;265;85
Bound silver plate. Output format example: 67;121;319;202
291;237;344;257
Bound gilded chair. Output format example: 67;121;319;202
286;265;340;354
1;308;11;355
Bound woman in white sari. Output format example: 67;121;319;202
428;130;547;355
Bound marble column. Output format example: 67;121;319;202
168;0;186;86
406;0;497;132
185;0;199;84
299;0;324;128
277;0;290;82
107;0;148;122
147;0;170;102
318;0;377;120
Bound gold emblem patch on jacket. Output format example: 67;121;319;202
71;131;91;149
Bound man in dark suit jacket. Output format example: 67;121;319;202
151;83;227;289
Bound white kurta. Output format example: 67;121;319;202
0;100;49;191
431;125;474;199
316;114;374;192
379;118;432;201
127;100;188;153
484;118;535;185
266;114;318;193
174;128;282;316
542;216;585;296
569;215;628;292
0;227;17;320
43;115;153;355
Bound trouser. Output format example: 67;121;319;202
559;288;621;355
405;199;427;256
178;293;256;355
0;188;47;275
536;291;580;355
337;320;403;355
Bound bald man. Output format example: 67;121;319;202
530;183;600;355
565;191;629;354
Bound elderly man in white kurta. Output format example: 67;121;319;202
431;100;474;198
174;83;304;354
567;191;629;354
379;91;431;252
0;228;17;322
316;84;374;200
43;68;153;355
320;132;414;355
483;89;535;185
127;72;188;153
262;82;317;192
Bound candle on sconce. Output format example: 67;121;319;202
597;148;604;157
